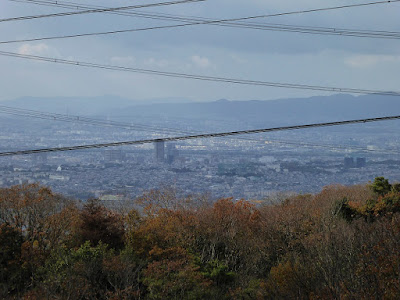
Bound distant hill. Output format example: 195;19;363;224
0;95;133;115
0;95;190;115
2;94;400;127
108;93;400;127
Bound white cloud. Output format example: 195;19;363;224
191;55;211;69
110;56;136;65
18;43;48;55
17;43;53;56
143;58;170;68
345;54;400;68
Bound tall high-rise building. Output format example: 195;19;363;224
344;157;366;168
344;157;354;168
166;143;179;164
356;157;366;168
154;141;165;163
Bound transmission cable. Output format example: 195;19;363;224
3;0;400;43
0;0;205;23
3;16;400;45
2;104;398;154
0;105;186;134
1;115;400;157
8;0;399;41
6;0;400;24
4;0;399;44
0;50;399;96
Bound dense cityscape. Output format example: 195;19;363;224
1;107;400;202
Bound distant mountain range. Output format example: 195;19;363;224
2;93;400;127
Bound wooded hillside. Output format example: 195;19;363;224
1;178;400;299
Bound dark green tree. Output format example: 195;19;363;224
371;177;392;196
0;223;27;297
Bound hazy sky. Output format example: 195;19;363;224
1;0;400;102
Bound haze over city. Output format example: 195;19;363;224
1;1;400;298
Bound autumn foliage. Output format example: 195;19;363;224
1;179;400;299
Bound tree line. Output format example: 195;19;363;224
1;177;400;299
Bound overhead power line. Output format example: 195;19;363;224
1;115;400;157
3;0;399;44
0;0;205;23
2;104;399;155
3;16;400;45
7;0;400;24
4;0;400;43
5;0;400;40
1;50;399;96
0;105;185;134
259;139;400;155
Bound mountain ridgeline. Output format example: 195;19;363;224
2;94;400;128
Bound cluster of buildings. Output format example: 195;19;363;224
153;141;180;164
1;140;400;202
344;157;366;168
1;116;400;202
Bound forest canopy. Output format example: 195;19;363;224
1;178;400;299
